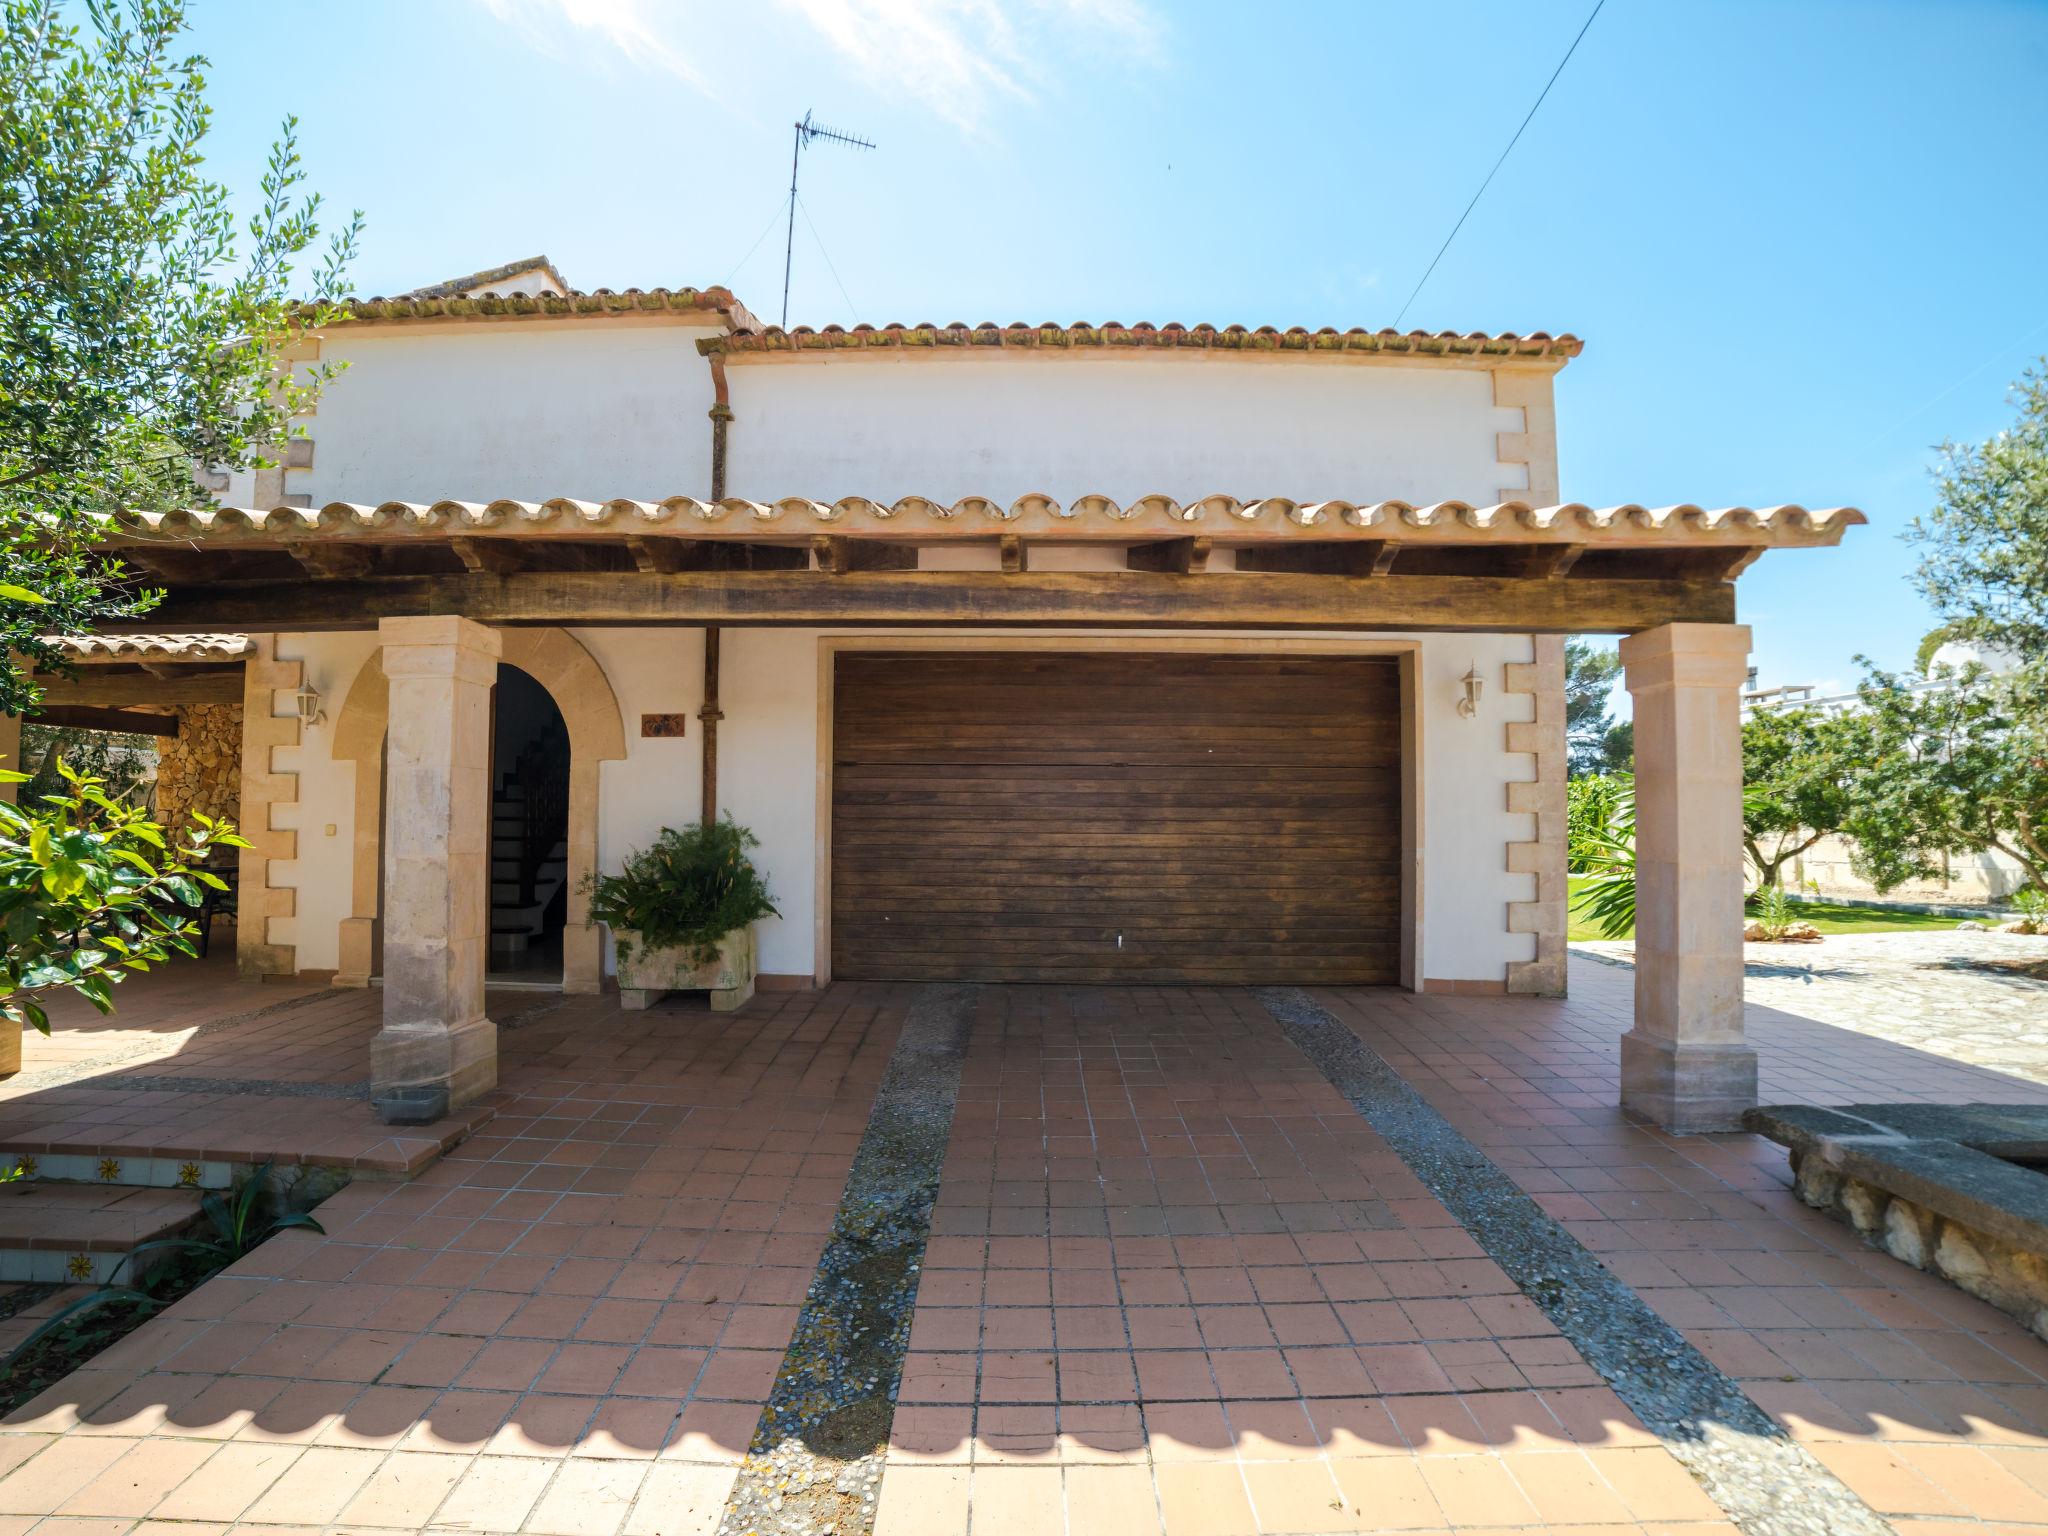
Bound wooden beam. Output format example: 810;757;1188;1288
1519;543;1584;579
1702;546;1766;581
626;536;686;573
134;569;1738;635
31;704;179;736
1236;541;1396;577
1125;538;1211;574
116;546;212;583
285;542;380;579
812;535;920;574
450;537;527;575
1000;534;1027;574
35;669;242;707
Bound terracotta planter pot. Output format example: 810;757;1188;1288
615;926;755;1012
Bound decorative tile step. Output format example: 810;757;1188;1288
0;1182;201;1284
2;1151;233;1190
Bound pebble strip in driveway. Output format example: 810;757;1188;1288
1260;986;1893;1536
715;984;975;1536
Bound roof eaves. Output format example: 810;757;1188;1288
699;322;1582;362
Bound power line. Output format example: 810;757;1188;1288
723;195;792;288
1865;313;2048;451
797;191;861;324
1393;0;1606;328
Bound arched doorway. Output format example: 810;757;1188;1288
333;626;626;993
488;664;570;983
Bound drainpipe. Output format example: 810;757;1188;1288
700;349;731;824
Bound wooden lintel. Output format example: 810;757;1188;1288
450;537;527;575
813;534;920;575
1521;544;1585;580
31;703;179;736
285;542;379;579
35;668;242;707
1125;538;1211;574
1236;541;1392;577
1000;534;1027;574
135;569;1738;636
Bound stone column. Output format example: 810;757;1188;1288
1618;622;1754;1132
371;616;501;1120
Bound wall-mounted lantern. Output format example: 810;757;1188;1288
1456;665;1484;719
293;679;325;726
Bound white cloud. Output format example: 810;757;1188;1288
471;0;1162;129
473;0;710;89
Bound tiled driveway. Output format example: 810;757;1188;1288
4;958;2048;1533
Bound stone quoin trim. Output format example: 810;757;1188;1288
235;635;301;979
1492;366;1561;504
1504;635;1569;996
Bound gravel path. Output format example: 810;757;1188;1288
1577;929;2048;1085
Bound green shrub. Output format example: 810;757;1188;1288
584;816;777;966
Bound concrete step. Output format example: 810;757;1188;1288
0;1182;202;1284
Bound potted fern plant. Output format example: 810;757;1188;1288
584;816;777;1011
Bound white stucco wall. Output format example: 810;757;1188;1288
267;626;1535;985
296;322;723;505
724;357;1518;506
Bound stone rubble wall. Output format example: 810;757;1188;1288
153;703;242;833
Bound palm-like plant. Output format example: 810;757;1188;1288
1569;784;1637;938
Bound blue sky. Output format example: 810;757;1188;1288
182;0;2048;691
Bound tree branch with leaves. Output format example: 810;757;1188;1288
0;0;361;716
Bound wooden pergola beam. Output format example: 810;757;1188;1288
34;669;242;707
129;568;1738;635
31;703;179;736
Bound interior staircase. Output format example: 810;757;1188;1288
490;719;571;966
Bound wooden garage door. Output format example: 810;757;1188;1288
830;651;1403;984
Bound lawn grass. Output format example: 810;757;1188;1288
1566;875;1967;943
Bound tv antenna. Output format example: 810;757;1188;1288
781;110;875;329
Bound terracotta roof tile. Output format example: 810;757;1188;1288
48;633;251;661
112;497;1858;550
305;286;761;330
703;322;1581;361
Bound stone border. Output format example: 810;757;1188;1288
236;636;302;978
1750;1102;2048;1342
1504;634;1568;996
1259;986;1893;1536
716;983;975;1536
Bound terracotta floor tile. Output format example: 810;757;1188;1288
1066;1462;1158;1529
872;1465;969;1536
1328;1453;1446;1530
525;1458;649;1536
1585;1445;1726;1522
1496;1447;1632;1525
433;1453;557;1532
147;1442;299;1523
239;1444;383;1525
1416;1454;1538;1526
1156;1461;1257;1536
1241;1458;1346;1533
622;1462;736;1536
56;1438;217;1518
